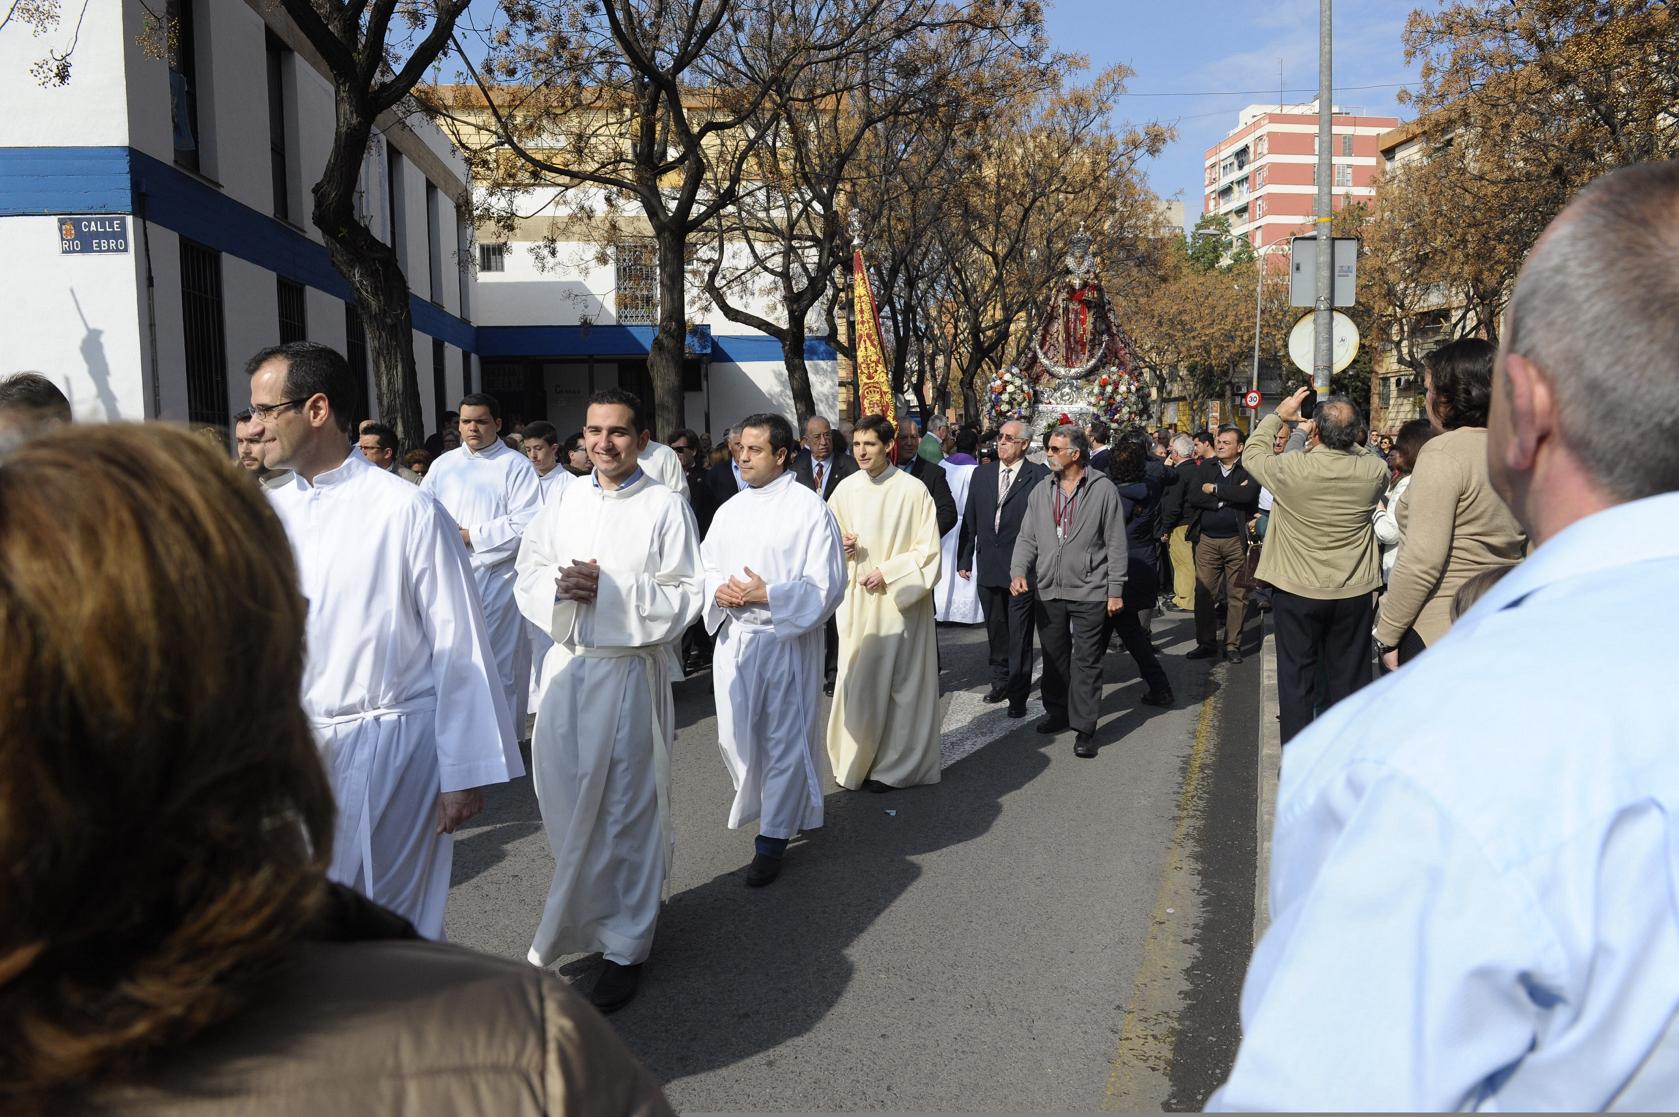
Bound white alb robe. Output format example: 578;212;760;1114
515;469;702;966
701;471;846;838
641;439;690;498
825;465;943;790
422;439;543;729
527;466;575;709
935;458;984;624
267;453;522;939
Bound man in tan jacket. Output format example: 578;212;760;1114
1242;389;1390;742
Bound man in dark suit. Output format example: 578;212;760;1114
793;415;857;695
792;415;856;500
956;418;1048;716
702;425;746;512
894;424;958;538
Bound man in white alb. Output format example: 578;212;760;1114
514;388;703;1014
246;342;522;939
422;393;543;734
702;412;845;886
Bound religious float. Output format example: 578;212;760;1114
987;227;1148;434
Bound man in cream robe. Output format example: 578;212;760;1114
422;394;543;732
248;342;522;941
701;413;845;886
826;415;943;791
514;389;703;1014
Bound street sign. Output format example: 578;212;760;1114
57;215;130;255
1242;390;1262;409
1289;237;1357;307
1287;311;1360;374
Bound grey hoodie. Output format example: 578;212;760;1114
1010;470;1128;602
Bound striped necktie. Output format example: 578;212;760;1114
994;466;1013;532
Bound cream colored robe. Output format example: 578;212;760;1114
825;464;943;789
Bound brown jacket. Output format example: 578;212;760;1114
1375;426;1527;647
1242;414;1391;600
93;893;672;1117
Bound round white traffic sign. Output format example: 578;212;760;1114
1242;390;1262;409
1287;311;1360;375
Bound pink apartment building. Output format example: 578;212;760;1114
1202;101;1399;252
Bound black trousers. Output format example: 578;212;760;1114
1106;608;1171;694
823;616;839;684
1037;598;1108;736
1272;589;1374;744
977;582;1036;705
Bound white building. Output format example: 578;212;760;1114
0;0;835;440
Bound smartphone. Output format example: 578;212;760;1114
1299;388;1318;419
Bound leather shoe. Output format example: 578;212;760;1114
1006;704;1027;719
823;679;835;697
1073;734;1098;758
981;687;1008;704
1035;717;1069;734
744;852;782;887
1185;644;1219;660
1140;689;1174;707
587;960;643;1014
1225;648;1244;664
862;778;894;794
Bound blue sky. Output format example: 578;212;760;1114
1041;0;1422;231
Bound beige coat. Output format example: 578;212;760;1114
1242;414;1391;600
95;937;673;1116
1375;427;1527;647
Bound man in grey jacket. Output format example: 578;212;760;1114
1010;424;1128;758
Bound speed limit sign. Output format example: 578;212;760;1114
1243;390;1262;409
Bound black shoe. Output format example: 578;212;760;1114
1073;734;1098;758
823;679;835;697
1185;644;1219;660
1006;704;1027;719
588;961;643;1014
1035;717;1069;734
982;687;1008;704
744;853;782;887
1225;648;1244;664
1140;689;1174;707
862;778;894;794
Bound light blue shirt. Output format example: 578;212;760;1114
1212;491;1679;1112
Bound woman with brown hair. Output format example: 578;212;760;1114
1375;338;1528;667
0;425;670;1117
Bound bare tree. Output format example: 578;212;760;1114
277;0;475;449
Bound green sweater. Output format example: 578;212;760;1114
1242;414;1391;600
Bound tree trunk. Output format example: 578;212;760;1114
310;106;425;449
780;332;816;423
649;229;690;440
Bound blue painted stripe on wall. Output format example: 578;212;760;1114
3;148;831;365
3;146;476;351
0;146;135;214
477;325;835;363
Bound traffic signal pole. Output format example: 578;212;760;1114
1313;0;1334;394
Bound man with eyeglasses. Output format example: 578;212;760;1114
793;415;857;694
1010;424;1127;758
957;419;1048;716
246;342;522;938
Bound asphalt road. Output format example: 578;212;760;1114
446;606;1260;1112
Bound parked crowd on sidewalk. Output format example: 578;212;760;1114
6;161;1678;1115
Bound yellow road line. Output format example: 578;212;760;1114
1102;675;1221;1110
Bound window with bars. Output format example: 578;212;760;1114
1341;134;1354;157
179;239;227;425
344;304;371;427
266;34;291;221
1335;163;1352;187
167;0;203;173
432;338;448;433
277;277;306;343
478;242;506;272
614;239;657;325
426;182;443;304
